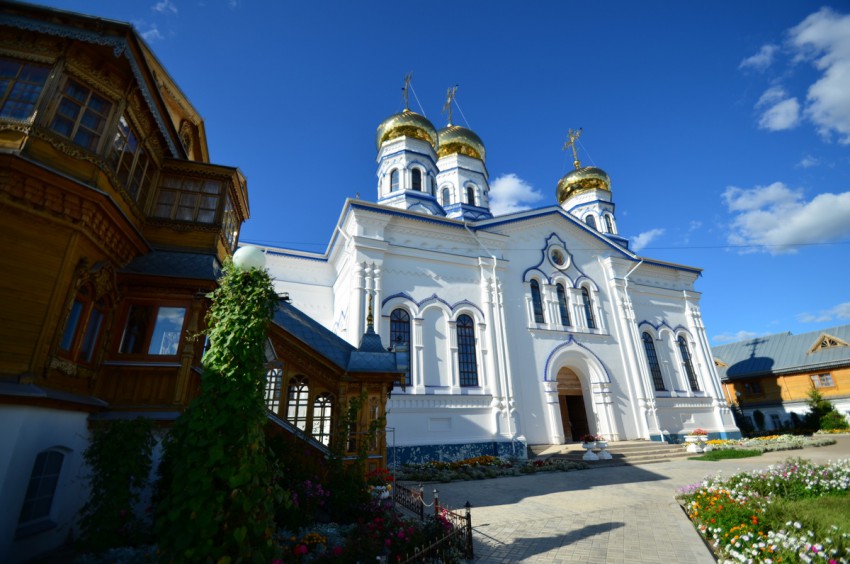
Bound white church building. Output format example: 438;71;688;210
262;97;740;463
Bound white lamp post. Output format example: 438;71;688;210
232;245;266;270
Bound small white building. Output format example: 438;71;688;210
263;103;740;463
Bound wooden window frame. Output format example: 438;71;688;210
49;77;113;153
0;57;51;121
57;285;107;366
114;301;189;359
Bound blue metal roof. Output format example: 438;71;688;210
712;323;850;380
271;300;402;375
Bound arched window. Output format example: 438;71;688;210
312;393;333;446
411;168;422;191
430;176;436;196
466;186;475;205
585;215;597;230
642;332;665;391
18;448;65;532
264;366;283;412
286;377;309;431
581;286;596;329
456;314;478;387
442;187;451;206
678;336;700;391
604;214;615;234
390;308;411;348
390;169;399;192
530;280;545;324
556;283;570;326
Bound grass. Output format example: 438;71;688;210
766;492;850;533
678;458;850;562
688;448;762;461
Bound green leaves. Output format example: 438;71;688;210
156;261;282;562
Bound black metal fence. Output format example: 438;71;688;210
393;483;474;562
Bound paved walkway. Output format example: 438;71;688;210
428;436;850;563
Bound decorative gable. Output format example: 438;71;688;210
807;333;850;354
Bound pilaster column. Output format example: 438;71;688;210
543;380;565;444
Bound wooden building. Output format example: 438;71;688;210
0;3;403;561
713;324;850;431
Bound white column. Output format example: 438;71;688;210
543;380;565;444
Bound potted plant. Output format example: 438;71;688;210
684;428;709;453
580;434;600;461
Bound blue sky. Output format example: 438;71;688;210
35;1;850;344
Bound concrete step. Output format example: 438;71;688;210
530;440;692;467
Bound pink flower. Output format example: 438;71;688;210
294;544;308;556
385;538;392;546
397;530;405;539
332;546;343;557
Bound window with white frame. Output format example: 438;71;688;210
50;78;112;152
678;335;700;391
581;286;596;329
441;187;451;206
411;168;422;191
585;215;597;230
811;373;835;388
311;393;333;446
17;448;65;537
264;366;283;413
556;283;570;326
530;280;545;324
457;314;478;387
390;169;399;192
286;377;309;431
642;332;666;391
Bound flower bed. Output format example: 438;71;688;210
395;454;588;482
678;458;850;562
704;434;836;453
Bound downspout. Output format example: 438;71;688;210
463;222;518;456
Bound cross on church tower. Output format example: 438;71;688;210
563;127;583;170
402;72;412;110
443;85;457;125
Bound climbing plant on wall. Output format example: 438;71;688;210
156;258;284;562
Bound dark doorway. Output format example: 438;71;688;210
561;395;589;442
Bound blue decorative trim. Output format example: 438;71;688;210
378;147;437;166
381;292;483;318
387;439;527;466
522;268;550;285
543;335;613;383
652;430;742;444
637;320;692;339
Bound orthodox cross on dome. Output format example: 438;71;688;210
402;72;413;110
443;85;458;126
563;127;583;170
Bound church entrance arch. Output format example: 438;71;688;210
556;367;589;442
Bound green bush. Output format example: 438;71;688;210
80;419;155;553
821;410;850;431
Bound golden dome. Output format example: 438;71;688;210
376;109;438;150
437;125;485;162
556;166;611;204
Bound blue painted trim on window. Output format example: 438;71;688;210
637;320;692;339
380;291;484;318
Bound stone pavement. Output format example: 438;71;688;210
428;436;850;563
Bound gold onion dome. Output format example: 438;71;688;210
437;124;486;162
556;166;611;205
376;109;438;151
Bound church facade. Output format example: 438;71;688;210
263;100;740;463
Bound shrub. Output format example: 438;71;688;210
821;410;850;431
80;419;155;553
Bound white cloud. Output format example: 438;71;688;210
789;7;850;144
723;181;850;253
713;330;759;344
688;220;702;231
140;24;164;42
153;0;178;14
757;96;800;131
489;173;544;215
740;44;779;71
797;154;820;168
630;228;665;252
797;302;850;323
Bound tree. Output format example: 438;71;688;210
156;259;283;562
804;388;849;432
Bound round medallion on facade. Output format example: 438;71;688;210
549;245;570;269
437;124;486;162
376;109;438;151
556;166;611;205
